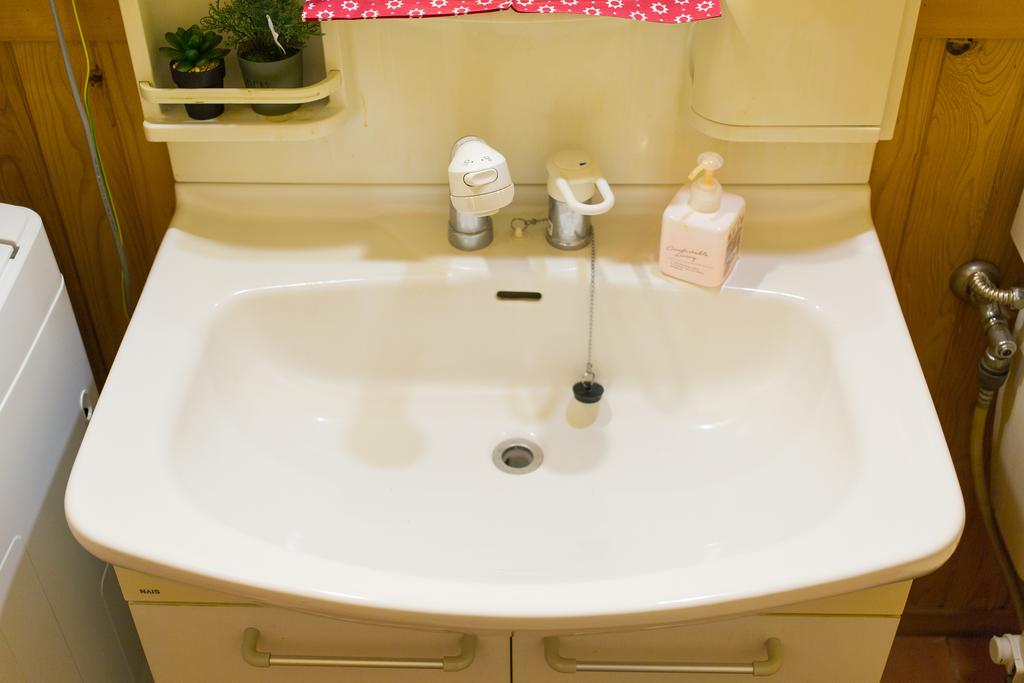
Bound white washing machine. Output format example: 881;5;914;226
0;204;147;681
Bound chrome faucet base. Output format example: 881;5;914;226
448;202;493;251
546;197;592;251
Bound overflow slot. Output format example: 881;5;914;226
496;291;542;301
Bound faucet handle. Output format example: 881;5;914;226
546;150;615;216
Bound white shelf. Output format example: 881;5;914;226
142;99;344;142
119;0;344;144
687;107;882;144
140;70;341;105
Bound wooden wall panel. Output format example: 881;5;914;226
0;0;174;383
871;38;945;274
13;41;132;370
918;0;1024;40
3;0;128;42
0;42;105;372
871;35;1024;634
85;41;173;268
894;40;1024;382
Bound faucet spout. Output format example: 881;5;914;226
447;200;494;251
447;136;514;251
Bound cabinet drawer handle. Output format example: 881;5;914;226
543;637;782;676
241;628;477;672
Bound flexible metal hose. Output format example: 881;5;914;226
971;271;1024;309
972;389;1024;631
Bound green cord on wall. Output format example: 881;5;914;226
50;0;133;320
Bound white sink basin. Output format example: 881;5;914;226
66;184;963;630
180;276;849;582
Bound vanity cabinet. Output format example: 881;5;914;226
127;602;511;682
117;569;908;682
513;615;898;682
513;584;910;682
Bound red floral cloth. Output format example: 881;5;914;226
303;0;719;24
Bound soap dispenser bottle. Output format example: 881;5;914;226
659;152;745;288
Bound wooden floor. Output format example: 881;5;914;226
882;637;1004;682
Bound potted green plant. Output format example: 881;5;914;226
203;0;320;116
160;25;230;121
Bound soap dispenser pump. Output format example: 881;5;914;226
658;152;745;288
687;152;724;212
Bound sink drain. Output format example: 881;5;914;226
493;439;544;475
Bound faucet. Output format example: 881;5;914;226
447;136;514;251
545;150;615;250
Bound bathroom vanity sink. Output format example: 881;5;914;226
66;183;962;631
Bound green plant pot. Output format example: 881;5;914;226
169;60;225;120
238;50;303;116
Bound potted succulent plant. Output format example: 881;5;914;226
203;0;320;116
160;25;230;121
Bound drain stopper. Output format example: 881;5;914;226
572;380;604;404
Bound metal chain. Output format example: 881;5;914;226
583;230;596;385
510;215;597;385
